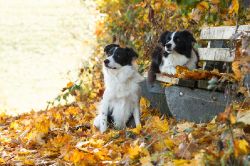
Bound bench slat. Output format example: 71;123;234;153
198;48;235;62
200;25;250;40
155;74;199;88
156;74;179;84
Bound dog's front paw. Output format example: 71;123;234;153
166;66;176;75
95;114;107;133
99;119;107;133
100;123;107;133
93;116;100;129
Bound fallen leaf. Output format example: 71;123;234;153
229;0;239;15
173;159;190;166
234;139;249;157
128;145;140;159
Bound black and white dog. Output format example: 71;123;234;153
148;30;199;83
94;44;144;133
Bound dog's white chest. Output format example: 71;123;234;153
160;52;189;74
93;65;143;133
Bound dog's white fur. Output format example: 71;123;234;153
160;32;197;75
160;49;198;75
165;32;177;52
94;64;144;133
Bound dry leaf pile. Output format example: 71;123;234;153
0;95;249;165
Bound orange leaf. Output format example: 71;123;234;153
197;1;209;10
67;82;74;88
232;61;242;80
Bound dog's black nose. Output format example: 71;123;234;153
165;43;171;49
104;59;110;65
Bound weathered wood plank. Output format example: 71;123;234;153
156;74;179;84
198;48;235;62
200;25;250;40
144;73;196;87
143;73;179;84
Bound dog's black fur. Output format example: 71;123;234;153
148;30;199;83
104;44;138;67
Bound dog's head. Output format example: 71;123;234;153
103;44;138;69
159;30;196;55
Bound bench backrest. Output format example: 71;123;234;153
151;25;250;87
198;25;250;62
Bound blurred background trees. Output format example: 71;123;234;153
95;0;249;71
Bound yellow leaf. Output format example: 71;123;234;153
35;119;50;134
131;124;142;134
230;113;236;124
0;158;5;164
128;145;140;159
66;106;80;116
173;159;190;166
0;113;8;123
10;121;19;130
140;97;150;108
150;116;169;132
234;139;249;157
23;159;35;165
49;134;72;148
64;149;85;164
164;138;175;149
89;92;97;99
229;0;239;15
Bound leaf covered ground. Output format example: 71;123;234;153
0;0;249;165
0;95;249;165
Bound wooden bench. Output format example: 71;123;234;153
141;25;250;123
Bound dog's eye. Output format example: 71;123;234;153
107;52;112;56
167;37;171;41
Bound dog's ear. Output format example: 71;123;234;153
104;44;120;54
125;47;138;59
159;31;170;46
182;30;196;43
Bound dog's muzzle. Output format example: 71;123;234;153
104;59;109;65
165;43;172;52
104;59;116;69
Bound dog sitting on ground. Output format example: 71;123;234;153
148;30;199;83
94;44;144;133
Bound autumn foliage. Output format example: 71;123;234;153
1;96;249;165
0;0;250;165
96;0;249;69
